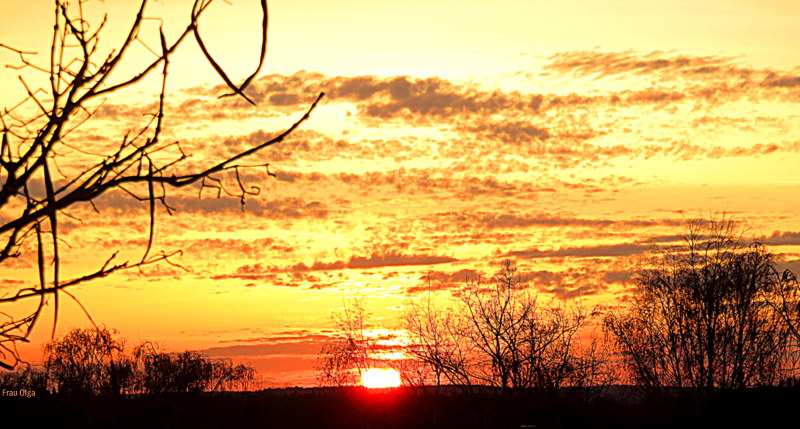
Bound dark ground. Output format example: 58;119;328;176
5;385;799;428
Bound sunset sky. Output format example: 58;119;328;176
2;0;800;386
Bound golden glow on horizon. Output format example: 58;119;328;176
361;368;402;388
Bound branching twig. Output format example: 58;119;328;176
0;0;324;369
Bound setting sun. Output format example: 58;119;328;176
361;368;402;388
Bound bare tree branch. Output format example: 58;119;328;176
0;0;323;369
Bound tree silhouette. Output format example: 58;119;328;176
404;260;609;391
604;217;793;393
44;326;135;395
766;264;800;363
133;344;255;393
0;0;323;369
43;326;254;395
315;296;374;387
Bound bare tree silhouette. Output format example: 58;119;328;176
315;296;374;387
44;326;135;395
133;344;255;393
604;217;793;393
404;260;610;392
0;0;323;369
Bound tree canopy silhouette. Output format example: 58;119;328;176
44;326;134;395
0;0;323;370
133;344;255;394
604;217;793;392
35;326;255;395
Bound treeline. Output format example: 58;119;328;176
1;327;255;396
318;217;800;395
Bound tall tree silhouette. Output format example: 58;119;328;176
315;296;374;386
405;260;609;391
44;326;134;395
604;217;792;393
0;0;323;369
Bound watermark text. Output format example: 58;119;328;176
1;388;36;398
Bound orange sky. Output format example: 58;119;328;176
2;0;800;386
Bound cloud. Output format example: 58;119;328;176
405;264;621;300
347;252;456;268
478;212;678;230
426;268;481;283
405;268;481;293
268;92;302;106
184;237;295;258
0;279;26;290
601;270;636;285
84;64;800;179
330;75;526;120
545;50;740;79
217;330;323;344
269;168;542;203
199;329;404;363
201;340;325;357
426;211;685;234
508;243;650;259
94;189;329;219
211;251;458;288
502;230;800;265
296;252;458;272
459;120;550;144
291;260;346;272
215;129;347;165
765;231;800;246
776;259;800;275
762;74;800;88
543;50;800;107
622;88;686;104
198;71;521;121
260;70;721;123
209;263;276;281
209;264;330;288
525;267;611;299
326;168;541;200
189;72;541;124
546;284;601;300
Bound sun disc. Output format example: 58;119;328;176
361;368;401;388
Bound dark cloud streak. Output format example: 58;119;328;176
508;243;650;259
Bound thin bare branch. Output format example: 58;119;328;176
0;0;322;369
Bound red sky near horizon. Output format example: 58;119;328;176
1;0;800;386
